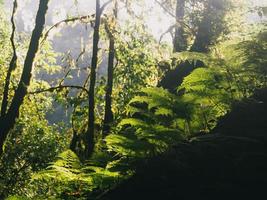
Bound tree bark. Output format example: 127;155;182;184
0;0;50;156
103;1;117;136
190;15;211;53
190;1;212;53
173;0;187;52
103;36;115;135
85;0;101;157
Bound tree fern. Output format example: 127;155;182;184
105;87;190;161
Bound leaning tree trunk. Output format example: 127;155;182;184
0;0;50;156
85;0;101;157
102;0;118;136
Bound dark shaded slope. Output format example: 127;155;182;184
101;89;267;200
214;88;267;138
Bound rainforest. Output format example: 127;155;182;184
0;0;267;199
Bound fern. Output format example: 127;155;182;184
32;150;127;199
154;107;173;116
5;196;30;200
172;51;226;68
105;134;154;157
29;30;267;200
105;87;190;161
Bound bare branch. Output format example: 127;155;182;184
155;0;176;18
39;0;111;47
29;85;89;95
100;0;113;15
40;14;94;47
159;24;176;44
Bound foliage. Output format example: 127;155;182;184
0;65;66;199
0;118;64;198
106;87;187;158
157;0;241;51
0;8;66;199
112;21;162;119
221;31;267;90
0;9;12;97
105;29;267;164
106;72;229;160
29;150;127;199
1;0;267;199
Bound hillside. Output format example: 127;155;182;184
101;89;267;200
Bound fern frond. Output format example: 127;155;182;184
154;107;173;116
119;118;150;129
105;134;153;157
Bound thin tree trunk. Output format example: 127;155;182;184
102;37;115;135
0;0;50;156
85;0;101;157
70;130;79;152
1;0;18;116
173;0;186;52
103;0;117;136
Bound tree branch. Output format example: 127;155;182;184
29;85;89;95
100;0;113;15
159;24;175;44
40;14;94;47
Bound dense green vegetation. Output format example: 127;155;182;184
0;0;266;199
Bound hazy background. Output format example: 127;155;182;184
3;0;173;79
3;0;172;51
2;0;266;124
2;0;173;124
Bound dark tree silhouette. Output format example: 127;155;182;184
0;0;50;156
103;0;118;136
173;0;187;52
85;0;101;157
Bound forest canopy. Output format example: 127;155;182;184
0;0;266;199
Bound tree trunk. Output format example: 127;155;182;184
1;0;18;117
103;1;117;136
190;15;211;53
190;1;212;53
102;37;115;135
0;0;50;156
85;0;101;157
173;0;187;52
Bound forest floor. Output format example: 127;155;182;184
101;88;267;200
